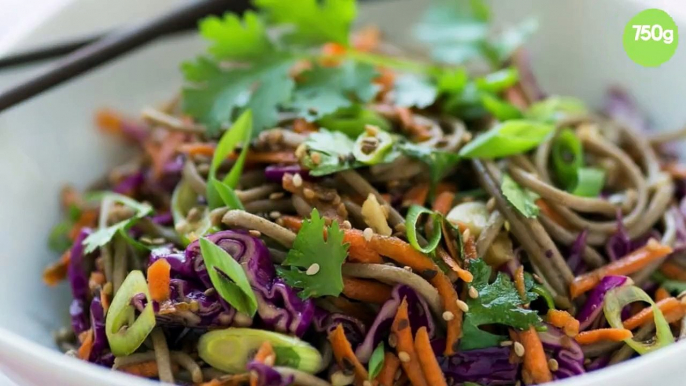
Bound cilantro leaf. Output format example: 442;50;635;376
181;55;295;136
398;142;461;186
278;209;349;298
394;74;438;108
199;11;275;60
82;194;153;254
460;258;541;350
255;0;356;46
501;174;540;218
291;61;379;121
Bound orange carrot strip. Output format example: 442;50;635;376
375;68;395;98
575;328;633;345
343;277;393;304
178;143;298;164
329;324;369;382
341;229;385;264
403;183;430;207
570;239;673;298
463;229;478;261
414;327;447;386
279;215;304;232
89;271;106;291
504;86;529;110
100;291;110;313
436;182;457;195
251;341;276;386
77;329;94;360
292;118;318;133
43;250;71;286
536;199;571;229
199;374;250;386
353;25;381;52
69;210;98;240
321;43;347;66
392;298;428;386
622;297;684;330
518;327;553;384
436;247;473;283
432;191;455;216
118;360;180;378
514;266;526;301
655;287;670;302
368;234;463;355
546;309;580;337
147;259;171;302
95;109;124;135
660;260;686;281
145;132;185;179
377;352;401;386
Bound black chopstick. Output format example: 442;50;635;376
0;0;251;114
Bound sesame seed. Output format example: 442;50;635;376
269;211;281;219
398;351;411;363
174;220;189;234
403;266;412;272
341;220;352;230
462;228;471;240
140;236;153;244
295;144;307;159
514;341;525;357
249;230;261;237
363;227;374;241
468;286;479;299
311;152;322;165
456;299;469;312
151;237;165;244
499;340;513;347
306;263;320;275
442;311;455;321
303;188;316;200
548;358;559;372
264;354;275;366
269;192;285;200
388;333;397;348
486;197;496;211
330;371;355;386
292;173;303;187
646;238;660;251
363;381;372;386
504;220;511;232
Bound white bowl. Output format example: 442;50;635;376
0;0;684;385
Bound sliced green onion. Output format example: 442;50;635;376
551;128;583;189
105;270;156;356
458;120;554;159
171;179;215;246
481;93;523;121
603;285;674;355
207;109;253;209
209;178;245;210
199;237;258;316
571;167;605;197
475;67;519;93
368;342;385;380
405;205;442;254
353;129;394;165
532;284;556;310
526;96;587;123
316;106;390;137
437;68;468;94
198;328;322;373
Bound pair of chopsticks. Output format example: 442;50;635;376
0;0;252;113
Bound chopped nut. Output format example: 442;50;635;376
456;299;469;312
306;263;320;275
249;230;261;238
514;341;525;357
398;351;410;363
468;286;479;299
292;173;303;187
442;311;455;321
363;227;374;241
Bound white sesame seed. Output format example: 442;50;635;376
249;230;261;237
295;144;307;159
269;211;281;219
269;192;285;200
442;311;455;321
456;299;469;312
462;228;471;240
468;286;479;299
499;340;513;347
548;358;559;372
646;238;660;251
514;341;525;357
330;371;355;386
303;188;316;200
363;227;374;241
364;124;380;136
306;263;320;276
403;266;412;272
292;173;303;187
398;351;411;363
341;220;352;230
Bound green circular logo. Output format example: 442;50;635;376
623;9;678;67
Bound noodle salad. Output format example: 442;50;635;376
42;0;686;385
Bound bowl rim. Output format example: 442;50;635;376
0;0;684;385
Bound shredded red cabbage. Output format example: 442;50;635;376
431;341;518;386
539;324;585;379
577;275;628;330
246;361;294;386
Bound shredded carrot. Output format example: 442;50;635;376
145;132;185;179
199;374;251;386
89;271;106;290
250;341;276;386
380;193;392;204
43;250;71;286
321;42;347;66
353;25;381;52
95;109;124;135
414;326;447;386
69;210;98;240
518;327;553;384
367;234;463;355
395;107;431;142
436;183;457;195
292;118;318;133
655;286;670;302
119;360;180;378
178;143;298;164
100;291;110;313
343;277;393;304
622;297;685;330
392;298;428;386
570;239;673;298
436;247;473;283
376;352;401;386
77;329;94;360
375;68;396;98
546;309;580;337
340;229;385;264
504;86;529;110
463;229;478;261
403;183;430;207
147;259;171;302
660;260;686;281
536;198;571;229
329;324;369;382
514;266;526;301
432;191;455;216
575;328;633;345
